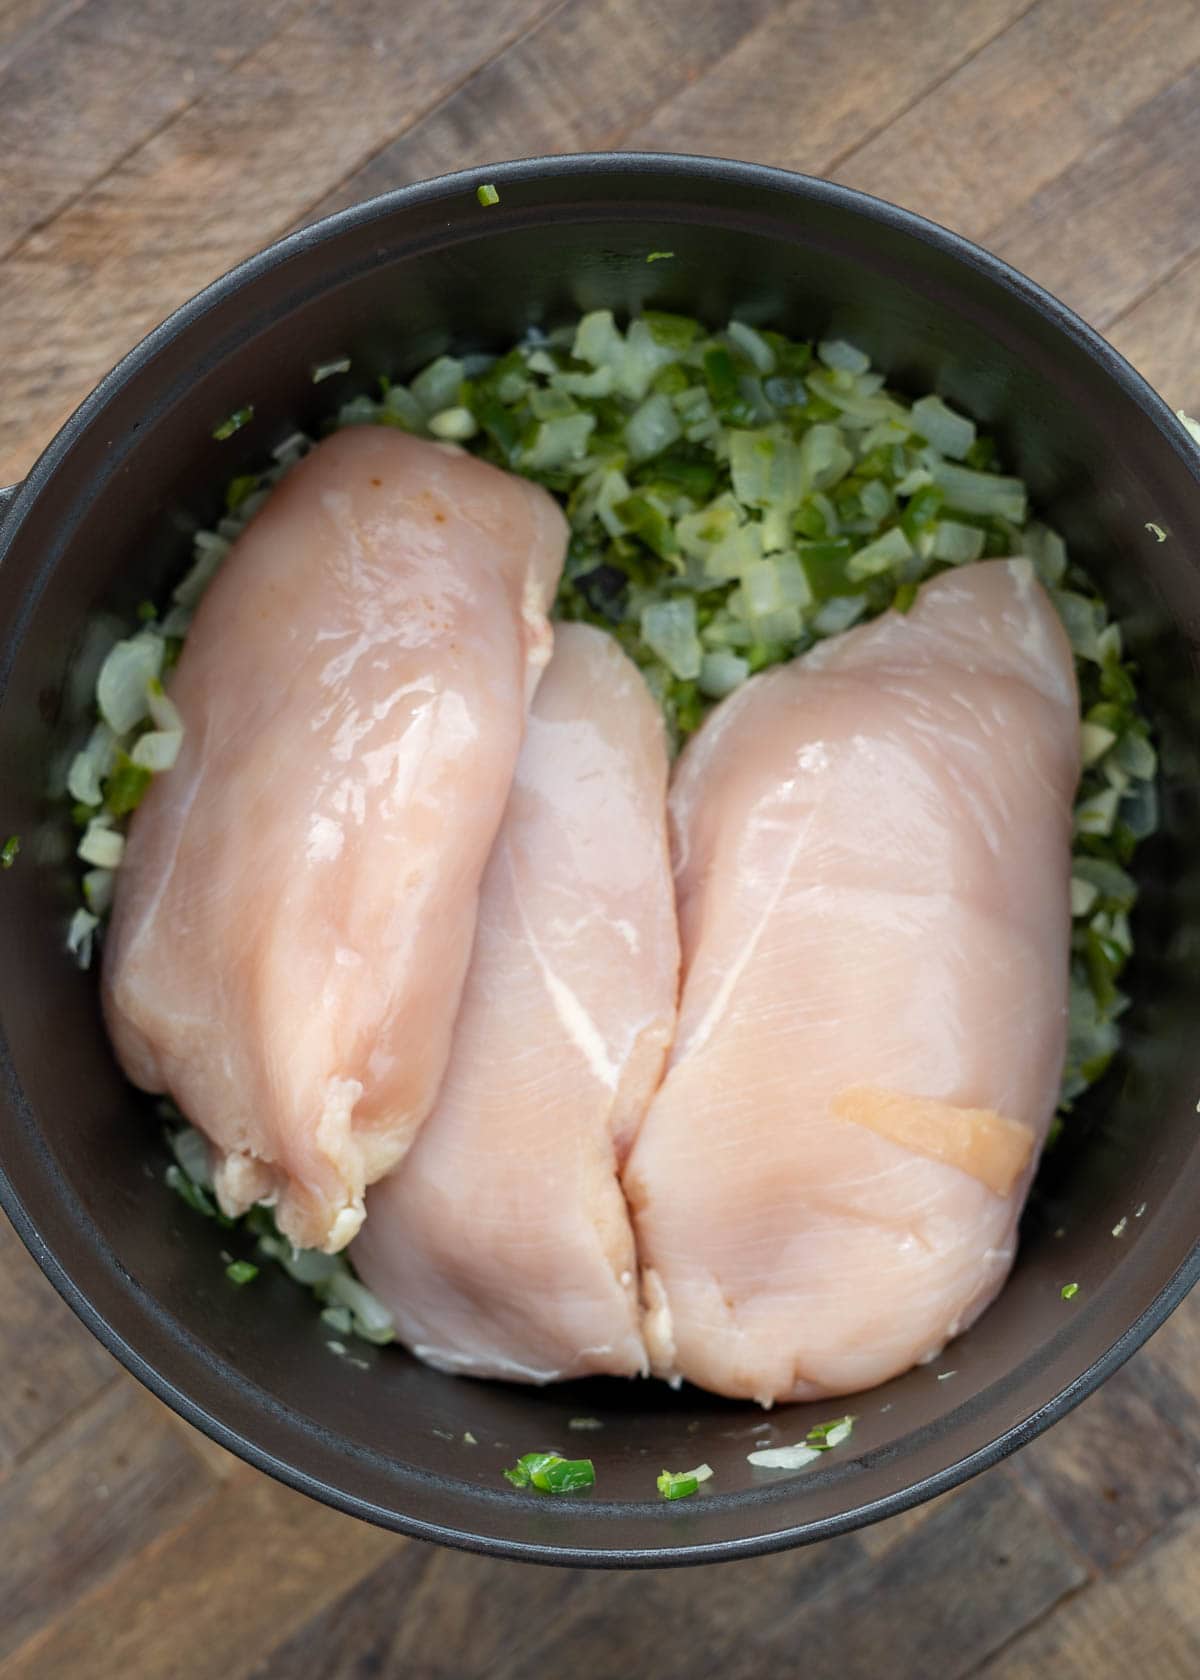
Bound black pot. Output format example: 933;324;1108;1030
1;154;1198;1568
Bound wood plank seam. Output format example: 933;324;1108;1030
679;0;1048;175
960;1503;1200;1677
994;52;1200;330
961;1575;1096;1679
997;1459;1101;1582
0;1466;256;1676
0;1369;122;1484
287;0;578;230
301;0;1032;227
822;0;1200;340
819;0;1042;182
1105;246;1200;335
0;0;321;266
285;0;574;231
583;0;790;156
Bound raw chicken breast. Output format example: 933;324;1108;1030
103;428;567;1252
624;560;1080;1404
353;623;678;1381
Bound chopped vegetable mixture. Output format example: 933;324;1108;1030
60;313;1172;1353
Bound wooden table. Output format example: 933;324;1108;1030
1;1;1198;1674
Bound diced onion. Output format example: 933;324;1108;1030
618;320;679;401
96;633;165;735
799;424;853;493
428;406;479;441
131;729;184;772
325;1270;396;1341
812;595;869;635
817;339;870;374
410;356;465;416
522;413;596;472
1119;778;1158;840
82;868;115;916
78;821;125;868
747;1443;823;1469
573;310;625;370
859;479;892;523
593;469;634;538
67;721;118;806
726;321;776;373
571;311;676;403
1080;722;1117;766
67;908;99;968
1115;731;1156;780
1075;787;1120;837
845;525;912;581
170;1125;214;1189
1052;591;1104;661
929;460;1027;523
626;393;682;462
274;1245;340;1287
699;651;749;698
147;680;183;734
730;429;804;510
895;466;933;496
554;365;614;399
911;395;976;460
642;599;702;680
172;534;230;610
1071;877;1100;917
311;357;351;383
930;521;985;565
1022;522;1068;586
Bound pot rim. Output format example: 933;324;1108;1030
1;149;1197;1567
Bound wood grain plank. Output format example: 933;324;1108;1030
1109;253;1200;415
0;1214;118;1471
244;1539;618;1680
157;1410;243;1485
986;65;1200;329
1;1464;400;1680
834;0;1200;246
308;0;779;219
314;0;1032;221
626;0;1033;169
0;0;308;258
0;0;86;66
1009;1305;1200;1570
497;1472;1084;1680
973;1508;1200;1680
247;1470;1085;1680
777;1475;1086;1680
0;0;563;487
248;1526;866;1680
0;1379;218;1664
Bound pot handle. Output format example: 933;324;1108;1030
0;482;18;533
